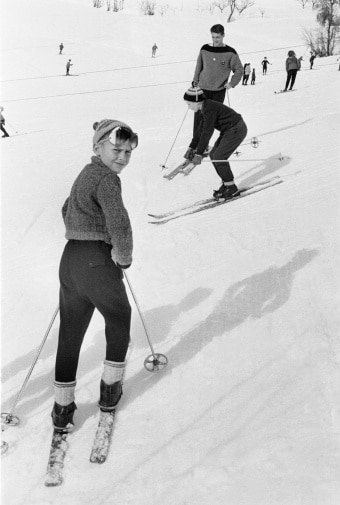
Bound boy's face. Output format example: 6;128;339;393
211;31;224;47
186;101;202;112
94;139;132;174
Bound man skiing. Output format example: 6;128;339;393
51;119;138;432
183;86;247;200
261;57;271;75
191;24;243;132
152;43;158;57
66;59;73;75
283;50;302;91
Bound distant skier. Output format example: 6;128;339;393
183;86;247;201
50;119;139;432
59;42;64;55
242;63;251;85
283;50;302;91
65;59;73;76
251;68;256;85
0;106;10;138
261;57;271;75
309;53;316;69
152;43;158;58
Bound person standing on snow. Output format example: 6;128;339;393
261;57;271;75
65;59;73;75
191;24;243;133
251;68;256;85
51;119;138;432
0;106;10;138
183;86;247;201
309;53;316;69
152;43;158;57
59;42;64;55
283;50;302;91
242;63;251;85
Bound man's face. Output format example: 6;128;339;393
211;31;224;47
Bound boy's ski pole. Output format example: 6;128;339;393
160;109;188;169
123;272;168;372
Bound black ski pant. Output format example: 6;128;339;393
284;69;298;90
1;124;9;137
55;240;131;383
193;88;226;134
209;119;247;183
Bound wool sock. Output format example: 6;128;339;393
54;380;76;406
102;360;126;385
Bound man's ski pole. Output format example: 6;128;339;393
123;272;168;372
1;305;60;427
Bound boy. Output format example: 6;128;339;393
183;87;247;200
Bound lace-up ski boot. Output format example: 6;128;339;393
98;380;122;412
51;401;77;432
213;183;240;201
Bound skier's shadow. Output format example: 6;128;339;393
122;248;319;406
1;248;319;429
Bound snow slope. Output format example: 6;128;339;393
1;0;340;504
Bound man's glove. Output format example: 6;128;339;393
191;154;202;165
184;148;195;160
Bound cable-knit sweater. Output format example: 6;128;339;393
193;44;243;91
62;156;133;266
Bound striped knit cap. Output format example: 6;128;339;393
92;119;133;145
183;86;205;102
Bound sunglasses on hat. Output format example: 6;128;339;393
102;126;138;150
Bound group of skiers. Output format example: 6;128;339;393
0;25;309;432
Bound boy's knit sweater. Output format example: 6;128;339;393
193;44;243;91
62;156;132;266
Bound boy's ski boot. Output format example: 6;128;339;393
213;183;240;201
51;401;77;432
98;380;122;412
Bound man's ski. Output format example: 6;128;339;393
148;178;282;224
148;176;280;220
163;160;195;180
45;430;69;487
274;89;296;94
90;410;116;464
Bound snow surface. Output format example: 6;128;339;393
1;0;340;503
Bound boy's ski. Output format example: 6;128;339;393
148;178;282;225
45;430;69;487
148;176;280;220
163;160;195;180
90;410;116;464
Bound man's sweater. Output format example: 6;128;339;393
193;44;243;91
62;156;133;266
189;99;242;156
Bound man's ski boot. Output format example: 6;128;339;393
213;183;240;201
98;379;122;412
51;401;77;432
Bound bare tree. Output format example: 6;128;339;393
314;0;340;55
296;0;310;8
236;0;255;15
140;0;156;15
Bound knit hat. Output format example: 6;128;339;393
183;86;205;103
92;119;134;145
